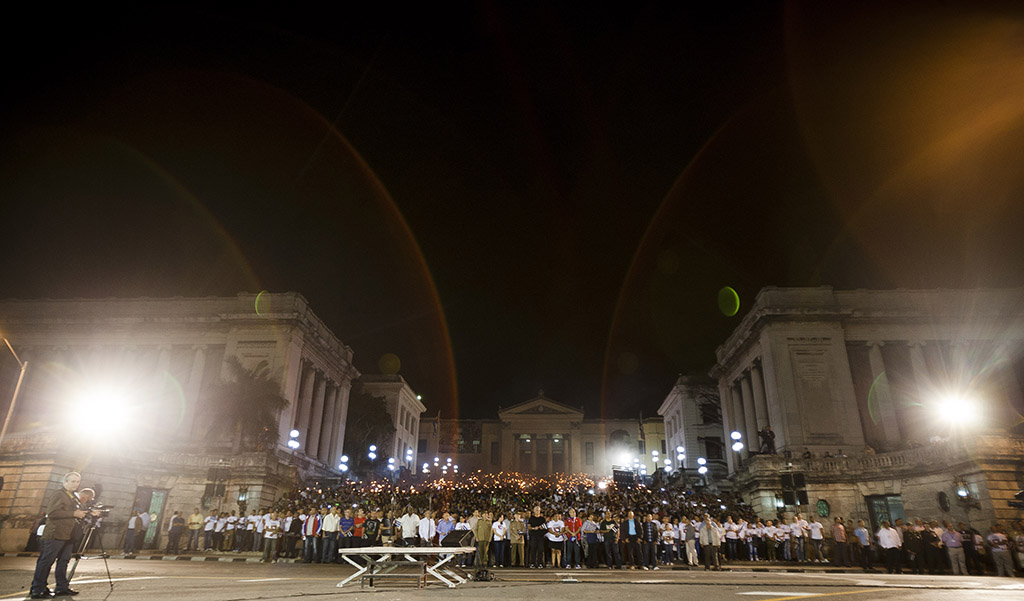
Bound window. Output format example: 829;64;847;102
705;437;723;460
638;440;646;455
661;440;666;454
490;442;499;465
585;442;594;465
418;439;427;453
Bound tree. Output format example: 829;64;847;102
210;357;289;453
342;389;396;474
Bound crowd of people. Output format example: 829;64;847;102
166;471;1023;577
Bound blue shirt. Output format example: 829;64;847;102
339;517;354;536
628;520;636;536
854;527;870;546
437;518;455;537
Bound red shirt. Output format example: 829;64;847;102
354;517;365;538
564;517;583;541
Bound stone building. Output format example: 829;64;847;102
708;286;1024;530
657;375;728;483
418;392;667;478
354;374;426;473
0;292;358;551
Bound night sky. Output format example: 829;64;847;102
3;3;1024;420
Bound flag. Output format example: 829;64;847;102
638;411;646;442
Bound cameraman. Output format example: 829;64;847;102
30;471;99;599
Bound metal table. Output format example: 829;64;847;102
336;546;477;588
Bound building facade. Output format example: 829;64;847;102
709;287;1024;529
418;392;667;478
657;375;728;482
0;292;359;551
355;374;426;473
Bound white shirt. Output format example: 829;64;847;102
322;513;340;533
264;518;281;539
203;515;216;532
809;521;824;540
417;517;436;542
877;527;901;549
399;513;420;538
492;520;507;541
546;520;565;542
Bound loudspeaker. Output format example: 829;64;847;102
781;474;795;489
782;490;797;506
796;490;809;506
793;473;806;489
441;530;475;547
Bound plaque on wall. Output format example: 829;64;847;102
816;499;830;518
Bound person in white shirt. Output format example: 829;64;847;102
225;511;238;552
876;521;902;574
417;510;436;546
202;510;217;551
792;514;808;562
492;513;509;567
261;512;281;563
724;517;739;561
321;507;341;563
248;510;261;552
777;520;792;561
546;513;566;568
808;516;826;562
764;520;777;561
399;506;420;547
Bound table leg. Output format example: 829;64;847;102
411;553;459;588
337;553;386;587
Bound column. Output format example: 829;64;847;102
546;438;553;474
718;381;736;475
531;436;538;473
739;373;757;458
319;383;338;464
332;383;351;461
307;372;327;458
294;363;316;443
750;362;770;431
866;342;901;445
184;346;206;439
730;381;745;458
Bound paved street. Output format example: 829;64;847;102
1;557;1022;601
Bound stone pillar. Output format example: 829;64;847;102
184;345;206;439
531;436;538;473
307;373;327;458
718;380;736;475
750;362;770;432
294;363;315;444
866;342;902;446
332;383;351;461
546;438;553;474
739;373;757;457
319;383;339;464
730;381;746;460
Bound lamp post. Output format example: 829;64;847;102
0;338;28;450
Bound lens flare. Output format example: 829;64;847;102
718;287;740;317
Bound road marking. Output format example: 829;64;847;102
70;576;165;584
238;577;291;582
747;590;894;601
738;593;817;597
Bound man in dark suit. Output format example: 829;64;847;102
30;471;98;598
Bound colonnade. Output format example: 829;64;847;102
290;360;350;465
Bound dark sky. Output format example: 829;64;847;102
3;2;1024;420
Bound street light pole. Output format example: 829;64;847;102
0;338;28;450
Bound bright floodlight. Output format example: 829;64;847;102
732;441;744;452
339;464;349;472
731;431;742;440
676;445;684;453
698;466;708;475
388;464;396;471
416;394;422;400
69;383;133;437
697;457;707;465
369;444;377;452
340;455;349;463
422;462;429;470
598;481;608;490
368;452;377;460
935;392;980;425
388;457;396;464
434;456;440;462
446;457;452;463
287;439;300;449
651;450;659;456
289;429;300;438
663;459;671;465
677;454;685;462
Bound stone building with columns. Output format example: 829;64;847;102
709;286;1024;530
418;392;667;477
0;292;359;551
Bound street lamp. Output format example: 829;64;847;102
288;430;301;450
0;338;28;449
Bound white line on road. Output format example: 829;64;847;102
238;578;291;582
737;593;817;597
71;576;165;585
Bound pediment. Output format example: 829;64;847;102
498;394;584;419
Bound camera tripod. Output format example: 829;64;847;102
67;523;114;591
